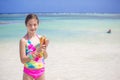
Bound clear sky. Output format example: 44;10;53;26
0;0;120;13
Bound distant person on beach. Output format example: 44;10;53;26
19;14;49;80
107;29;111;33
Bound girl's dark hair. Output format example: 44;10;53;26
25;14;39;25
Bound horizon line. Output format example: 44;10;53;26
0;12;120;14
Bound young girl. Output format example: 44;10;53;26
19;14;49;80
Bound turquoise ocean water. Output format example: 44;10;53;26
0;13;120;43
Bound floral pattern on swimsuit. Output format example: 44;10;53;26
24;40;45;69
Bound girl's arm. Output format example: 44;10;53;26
43;49;48;59
19;38;31;64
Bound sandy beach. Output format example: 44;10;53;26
46;41;120;80
0;36;120;80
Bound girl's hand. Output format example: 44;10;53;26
36;46;42;54
40;39;49;50
45;39;49;47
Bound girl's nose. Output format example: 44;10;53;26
31;25;35;29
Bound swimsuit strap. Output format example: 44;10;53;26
36;34;40;39
26;34;40;45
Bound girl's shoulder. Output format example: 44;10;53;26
20;38;26;43
19;35;28;45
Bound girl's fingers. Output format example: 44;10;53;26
45;39;49;47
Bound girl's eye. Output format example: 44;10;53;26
27;24;31;26
29;24;32;26
34;24;37;26
29;24;34;27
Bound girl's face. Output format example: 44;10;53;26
26;18;39;34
